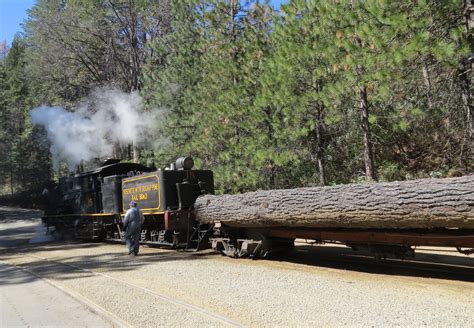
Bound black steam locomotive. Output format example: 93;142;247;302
43;157;214;250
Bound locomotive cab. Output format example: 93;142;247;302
113;157;214;249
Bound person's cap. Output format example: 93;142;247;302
129;201;137;207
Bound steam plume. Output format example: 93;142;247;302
31;88;155;169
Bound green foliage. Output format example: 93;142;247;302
0;36;51;195
142;0;204;165
1;0;472;197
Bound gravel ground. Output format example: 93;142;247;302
0;206;473;327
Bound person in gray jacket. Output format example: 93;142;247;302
123;200;144;255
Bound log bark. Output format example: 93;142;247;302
195;175;474;229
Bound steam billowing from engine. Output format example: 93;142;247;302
30;88;157;170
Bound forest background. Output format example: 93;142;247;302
0;0;473;202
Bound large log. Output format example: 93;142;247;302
195;175;474;229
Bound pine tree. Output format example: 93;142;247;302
142;0;205;167
148;0;274;193
189;1;276;192
258;0;339;187
24;0;173;162
461;0;473;161
0;37;51;194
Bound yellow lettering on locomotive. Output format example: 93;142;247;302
122;175;160;211
123;184;158;195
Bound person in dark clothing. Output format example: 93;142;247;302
123;201;144;255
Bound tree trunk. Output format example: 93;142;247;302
462;0;474;154
264;107;276;189
113;143;122;160
460;70;474;154
422;61;433;109
195;175;474;230
351;0;376;181
9;150;14;196
359;84;376;181
315;107;326;186
311;78;326;186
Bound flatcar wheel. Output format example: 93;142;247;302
245;231;271;259
210;230;272;258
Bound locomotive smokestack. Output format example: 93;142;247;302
175;157;194;170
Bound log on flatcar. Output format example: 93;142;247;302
194;176;474;259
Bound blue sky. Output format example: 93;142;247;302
0;0;287;46
0;0;36;45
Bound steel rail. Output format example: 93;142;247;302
0;259;129;328
18;253;245;328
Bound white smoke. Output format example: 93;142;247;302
31;88;156;169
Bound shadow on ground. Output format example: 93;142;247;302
264;244;474;282
2;241;473;286
0;240;218;286
0;206;214;286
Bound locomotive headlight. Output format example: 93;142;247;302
175;156;194;170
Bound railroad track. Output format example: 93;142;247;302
9;236;474;282
21;239;474;282
7;252;245;328
257;244;474;282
